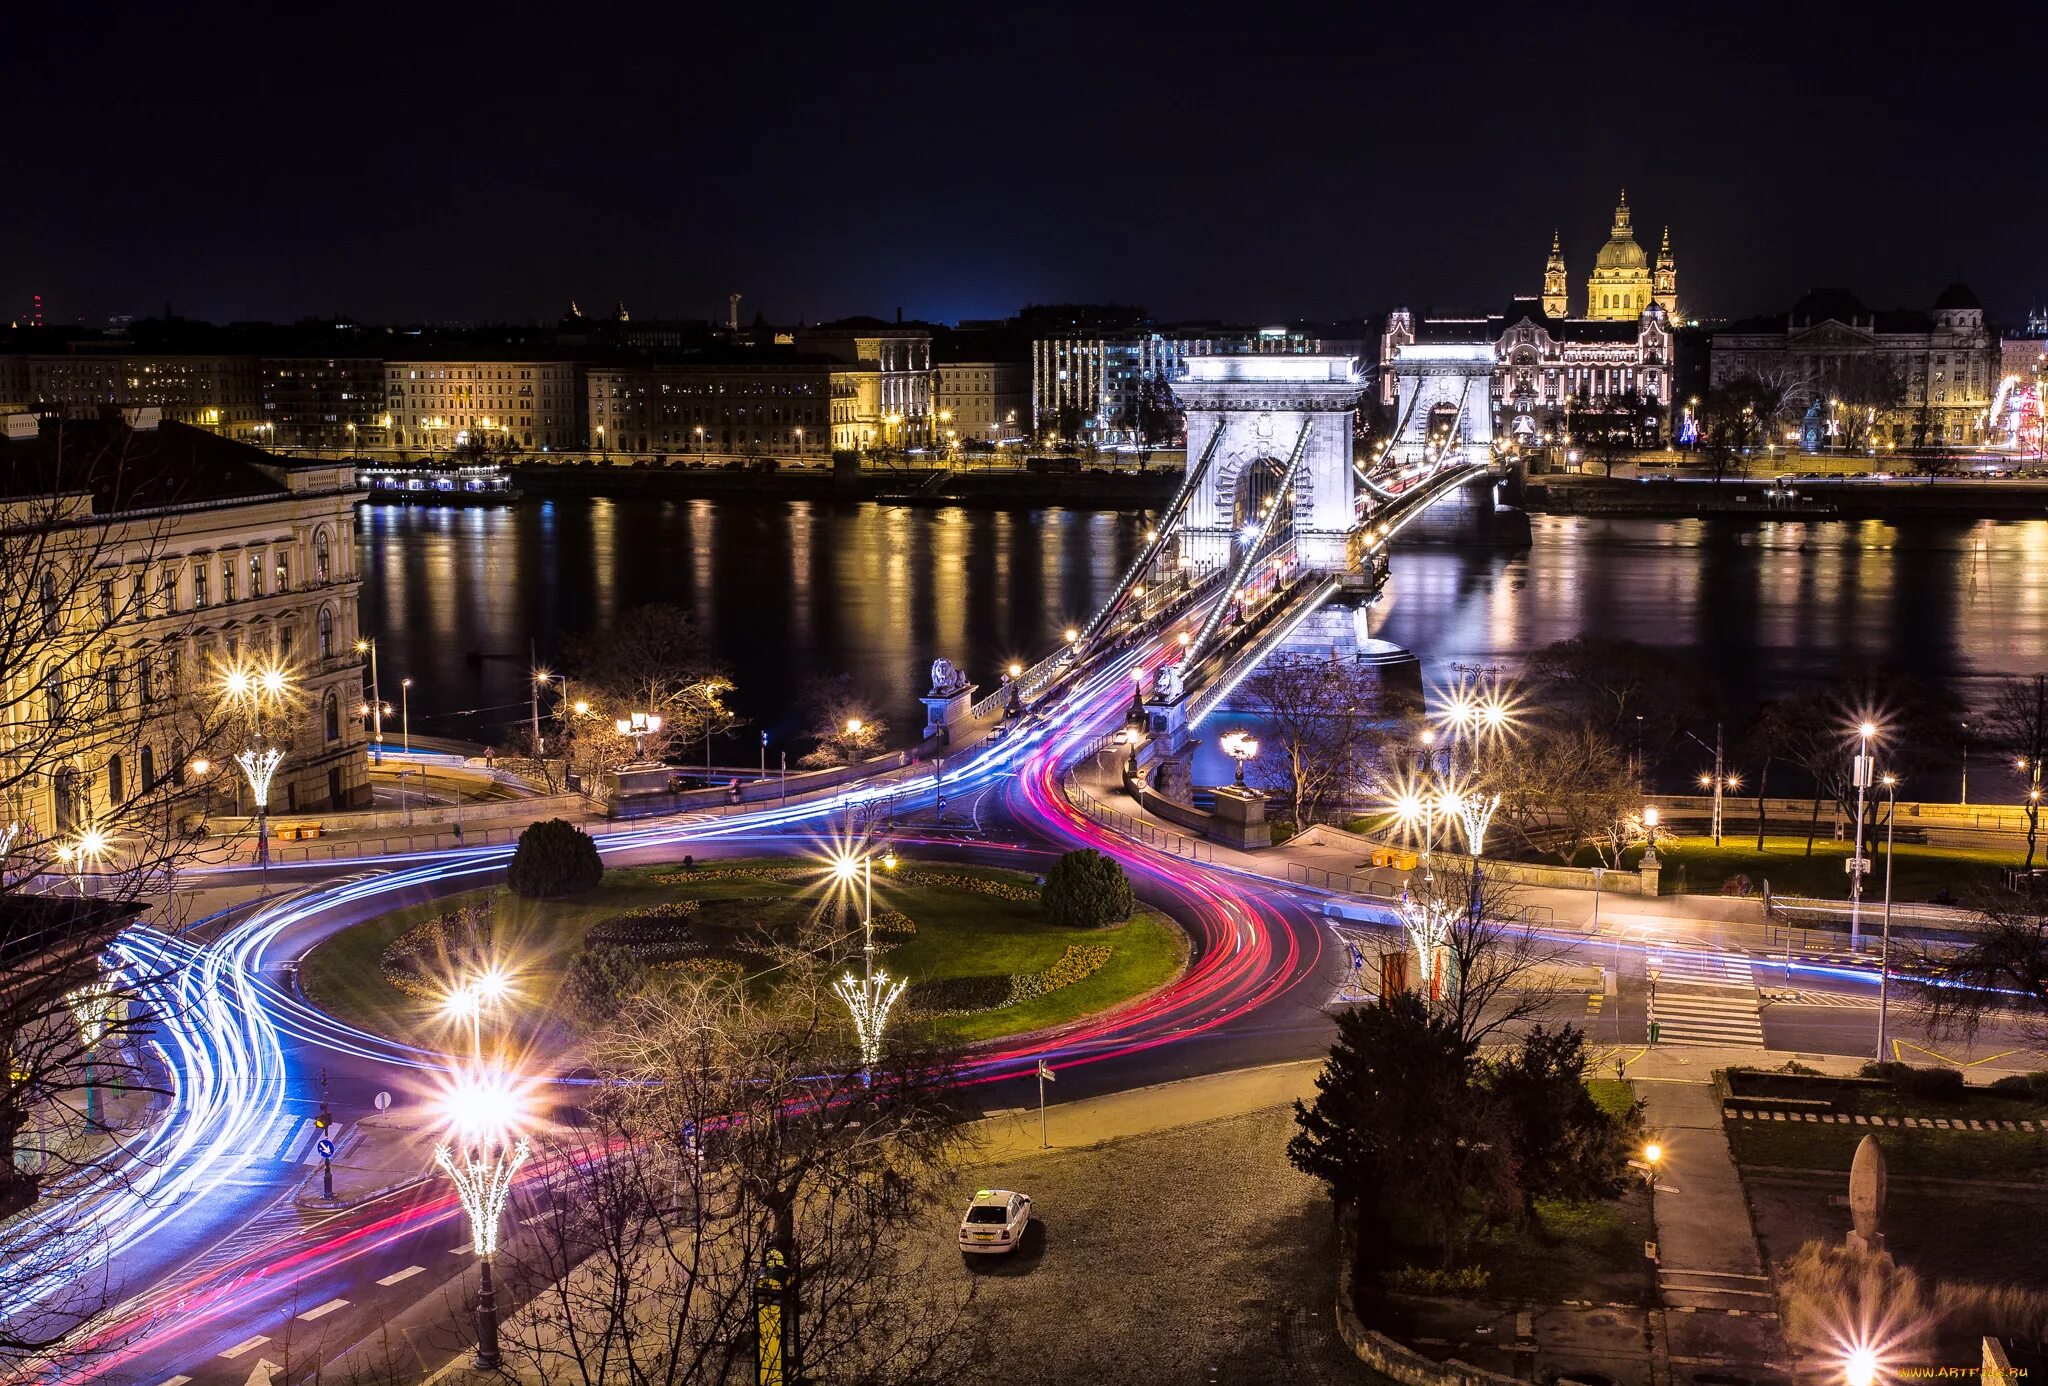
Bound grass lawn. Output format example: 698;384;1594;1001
299;856;1186;1053
1724;1117;2048;1182
1468;1191;1653;1304
1629;834;2027;900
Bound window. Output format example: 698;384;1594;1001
249;554;264;598
313;529;331;582
193;565;208;608
163;647;180;692
100;581;115;622
40;571;59;633
323;689;341;742
107;753;124;804
44;667;64;721
54;768;81;834
140;745;156;793
318;606;334;658
105;666;122;712
275;553;290;591
279;625;294;661
222;562;237;603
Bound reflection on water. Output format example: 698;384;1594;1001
355;499;1144;750
358;503;2048;765
1371;514;2048;717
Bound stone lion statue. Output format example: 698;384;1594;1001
1153;664;1185;702
929;658;967;696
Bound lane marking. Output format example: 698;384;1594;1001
156;1378;194;1386
298;1298;349;1321
377;1265;426;1286
220;1335;271;1359
450;1244;473;1254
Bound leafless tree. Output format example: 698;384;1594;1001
493;957;972;1386
1238;651;1407;827
564;603;742;770
1491;724;1638;866
1905;886;2048;1048
0;424;251;1364
800;673;886;768
1988;674;2048;868
1403;862;1574;1054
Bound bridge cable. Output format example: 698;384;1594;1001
1181;417;1315;669
1075;420;1231;653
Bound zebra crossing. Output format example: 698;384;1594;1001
258;1110;351;1165
1648;947;1766;1047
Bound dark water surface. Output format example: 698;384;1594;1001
358;501;2048;785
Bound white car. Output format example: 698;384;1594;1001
958;1188;1031;1254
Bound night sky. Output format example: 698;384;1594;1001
4;0;2036;329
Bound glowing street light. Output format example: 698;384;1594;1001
1219;730;1259;787
1849;720;1879;949
435;1066;531;1371
614;710;662;761
1845;1346;1879;1386
67;977;121;1125
830;846;902;1074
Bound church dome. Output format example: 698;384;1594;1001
1595;234;1647;271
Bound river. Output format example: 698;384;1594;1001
356;500;2048;793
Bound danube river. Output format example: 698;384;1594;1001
358;499;2048;780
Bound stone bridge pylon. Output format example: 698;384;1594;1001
1172;355;1366;572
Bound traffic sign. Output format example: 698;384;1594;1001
374;1090;391;1112
316;1137;335;1160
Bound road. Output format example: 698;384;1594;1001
12;619;2038;1384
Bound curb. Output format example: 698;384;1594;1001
293;1167;433;1212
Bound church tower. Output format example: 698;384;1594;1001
1585;189;1653;321
1542;229;1568;318
1653;225;1678;316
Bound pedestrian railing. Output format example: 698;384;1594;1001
1281;860;1557;931
1767;894;1980;931
1063;775;1215;864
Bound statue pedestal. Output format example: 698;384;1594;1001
1210;784;1271;850
606;763;673;798
1142;698;1188;753
920;684;979;740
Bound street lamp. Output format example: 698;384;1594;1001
614;711;662;761
67;976;121;1125
1876;771;1899;1060
1220;730;1259;787
221;661;292;883
1845;1346;1880;1386
1443;790;1501;926
830;847;904;1075
1640;805;1661;867
401;677;414;754
435;1065;532;1371
355;637;383;765
1850;720;1878;949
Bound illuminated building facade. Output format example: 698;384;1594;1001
1710;286;1998;447
796;322;932;451
2;354;266;437
931;360;1029;445
261;357;387;451
585;360;832;456
0;414;370;832
384;359;582;453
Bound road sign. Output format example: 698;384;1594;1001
374;1090;391;1112
316;1137;335;1160
1036;1060;1055;1082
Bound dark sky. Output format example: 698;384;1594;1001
4;0;2037;329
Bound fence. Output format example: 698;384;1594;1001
1282;861;1558;931
1064;775;1215;864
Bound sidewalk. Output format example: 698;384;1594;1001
966;1057;1322;1163
293;1109;442;1210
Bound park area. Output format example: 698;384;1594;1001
1634;834;2031;901
300;852;1185;1052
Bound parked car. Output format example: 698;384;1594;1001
958;1188;1032;1255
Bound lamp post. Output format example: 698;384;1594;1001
222;662;292;886
355;638;383;765
401;678;414;754
1220;730;1258;787
1960;720;1970;806
1876;772;1899;1061
615;711;661;762
436;1066;531;1371
831;847;904;1076
1444;790;1501;926
67;976;120;1126
1850;721;1878;950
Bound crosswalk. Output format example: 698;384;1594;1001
1648;948;1765;1047
260;1112;350;1165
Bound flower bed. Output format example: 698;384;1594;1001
380;902;495;1000
651;956;746;988
908;942;1114;1016
586;900;704;962
892;868;1039;903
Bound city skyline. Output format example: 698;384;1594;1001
4;1;2036;328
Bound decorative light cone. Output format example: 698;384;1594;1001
1396;893;1459;1001
834;968;908;1069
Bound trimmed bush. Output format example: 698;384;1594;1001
1039;849;1134;927
507;818;604;899
1859;1061;1966;1099
1989;1071;2048;1097
560;943;648;1026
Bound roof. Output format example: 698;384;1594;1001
1934;282;1983;311
1594;232;1648;272
0;418;298;512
